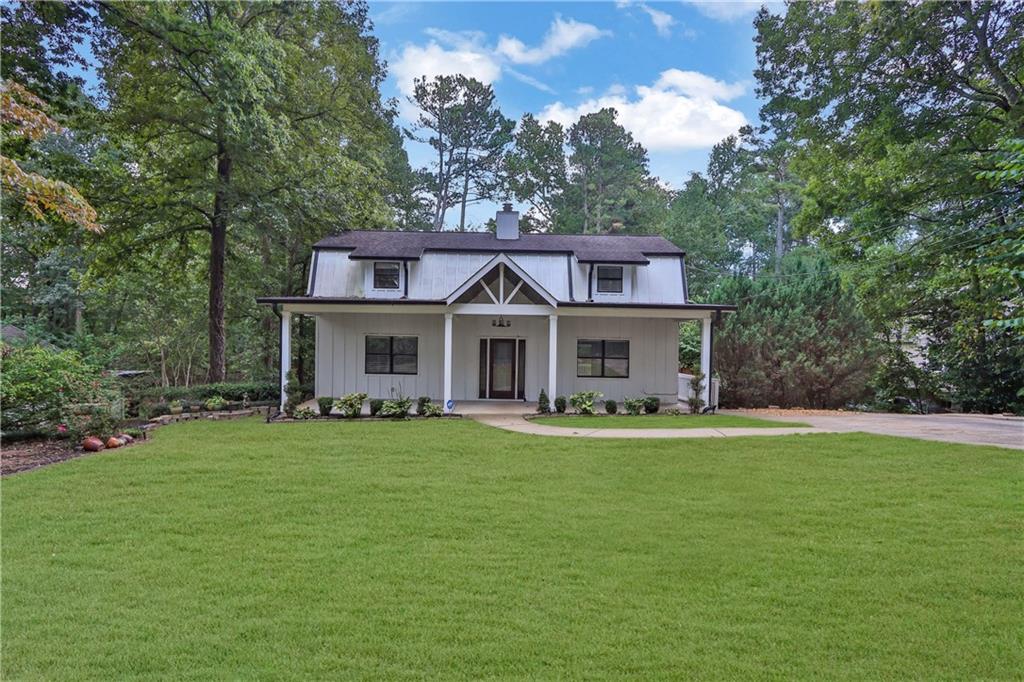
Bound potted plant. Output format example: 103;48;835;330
169;399;184;415
317;396;334;417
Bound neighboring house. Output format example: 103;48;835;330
258;205;735;412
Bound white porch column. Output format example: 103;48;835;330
700;315;712;408
443;312;453;413
279;310;292;410
548;314;558;401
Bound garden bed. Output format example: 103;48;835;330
1;433;149;476
529;413;810;429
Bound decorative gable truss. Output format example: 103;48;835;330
446;254;559;307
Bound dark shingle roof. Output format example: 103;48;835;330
314;230;683;261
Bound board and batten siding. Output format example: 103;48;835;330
314;313;443;399
314;312;680;404
556;316;679;401
311;250;685;304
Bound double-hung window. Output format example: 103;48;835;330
373;262;400;290
596;265;623;293
365;336;417;374
576;339;629;378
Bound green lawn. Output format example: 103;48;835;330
533;413;809;428
3;419;1021;679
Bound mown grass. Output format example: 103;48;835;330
2;418;1021;679
533;413;808;429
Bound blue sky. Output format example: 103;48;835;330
371;1;769;226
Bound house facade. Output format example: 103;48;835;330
258;205;735;412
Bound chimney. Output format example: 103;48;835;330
496;202;520;240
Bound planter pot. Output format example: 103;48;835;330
169;406;183;415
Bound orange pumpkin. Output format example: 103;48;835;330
82;437;105;452
105;436;122;449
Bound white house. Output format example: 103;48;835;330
258;205;735;412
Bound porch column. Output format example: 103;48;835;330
279;310;292;410
443;312;453;413
700;315;712;408
548;314;558;401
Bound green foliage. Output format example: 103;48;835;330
754;2;1023;413
66;406;121;443
643;397;661;414
554;396;567;414
688;371;706;415
292;406;318;420
604;399;617;415
317;397;335;417
378;397;412;419
569;391;602;415
0;345;110;434
622;397;645;416
714;254;877;408
203;396;227;412
333;393;367;419
283;370;303;417
369;399;384;417
537;389;550;414
416;396;432;416
420;403;443;418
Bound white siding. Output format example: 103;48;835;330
314;313;443;399
314;312;680;404
406;252;493;300
556;316;679;402
311;250;685;303
313;250;363;297
451;315;549;401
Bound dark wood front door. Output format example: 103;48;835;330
488;339;516;399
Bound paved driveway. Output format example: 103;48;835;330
728;411;1023;450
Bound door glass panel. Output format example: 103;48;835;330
491;341;514;392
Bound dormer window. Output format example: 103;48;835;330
596;265;623;293
373;262;400;289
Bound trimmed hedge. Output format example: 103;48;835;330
136;381;279;403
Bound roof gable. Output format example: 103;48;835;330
446;254;558;307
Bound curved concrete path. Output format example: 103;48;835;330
473;414;830;439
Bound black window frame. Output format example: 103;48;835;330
576;339;630;378
373;261;401;290
596;265;624;293
365;335;418;375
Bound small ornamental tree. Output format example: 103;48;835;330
537;389;551;413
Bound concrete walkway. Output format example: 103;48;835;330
727;410;1024;450
473;414;830;439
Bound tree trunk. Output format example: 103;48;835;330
774;198;785;275
458;147;470;231
207;146;232;382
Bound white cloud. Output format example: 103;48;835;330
496;16;611;65
390;41;502;98
539;69;747;150
682;1;762;22
392;16;610;104
640;4;677;37
506;68;556;94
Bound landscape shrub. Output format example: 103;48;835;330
554;396;567;413
420;402;443;417
369;399;384;417
417;396;433;415
333;393;367;418
292;406;318;420
622;397;645;415
203;395;227;411
379;397;412;418
137;381;278;403
570;391;603;415
643;397;661;414
604;399;617;414
688;370;706;414
0;346;112;435
67;406;122;442
317;397;334;416
283;370;303;417
537;389;550;414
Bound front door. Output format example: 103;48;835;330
488;339;516;399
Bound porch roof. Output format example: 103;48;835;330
254;296;737;312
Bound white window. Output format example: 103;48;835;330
596;266;623;293
373;262;400;290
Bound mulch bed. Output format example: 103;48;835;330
2;438;147;477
